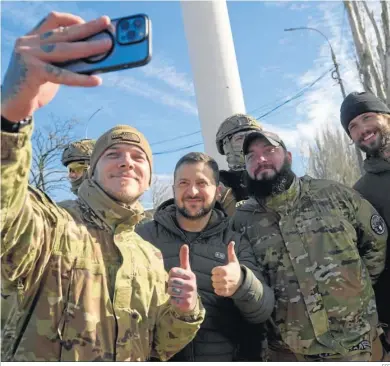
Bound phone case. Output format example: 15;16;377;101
57;14;152;75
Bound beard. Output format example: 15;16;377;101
246;157;295;199
175;195;217;220
357;123;390;157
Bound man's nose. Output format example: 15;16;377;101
119;153;134;168
188;184;199;195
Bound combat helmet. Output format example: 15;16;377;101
61;139;96;167
216;114;262;155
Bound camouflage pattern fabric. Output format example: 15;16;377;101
61;139;95;167
232;175;387;358
0;124;205;361
218;183;238;217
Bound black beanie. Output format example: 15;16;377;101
340;92;390;135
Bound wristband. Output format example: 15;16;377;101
1;115;32;133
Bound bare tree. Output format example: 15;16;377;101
29;114;78;196
307;126;362;187
150;175;173;209
344;1;390;104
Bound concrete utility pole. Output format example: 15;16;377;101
181;0;246;169
285;26;365;174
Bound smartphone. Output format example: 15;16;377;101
57;14;152;75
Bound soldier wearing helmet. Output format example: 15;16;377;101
215;114;262;216
61;139;95;196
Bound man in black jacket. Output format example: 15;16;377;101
136;152;274;361
340;91;390;359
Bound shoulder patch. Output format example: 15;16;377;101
370;214;385;235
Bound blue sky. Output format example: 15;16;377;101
1;1;371;205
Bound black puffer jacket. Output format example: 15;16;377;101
354;157;390;326
136;200;274;362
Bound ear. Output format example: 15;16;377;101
216;184;222;198
287;151;293;164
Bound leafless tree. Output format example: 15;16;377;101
29;114;78;196
344;1;390;105
150;175;173;209
307;126;362;187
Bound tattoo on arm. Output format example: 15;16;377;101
40;31;54;40
40;44;56;53
1;53;28;104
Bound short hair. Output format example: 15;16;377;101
174;152;220;185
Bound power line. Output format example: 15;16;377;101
255;66;334;120
153;142;204;155
150;130;201;146
152;66;334;150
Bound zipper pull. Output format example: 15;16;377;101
17;279;24;305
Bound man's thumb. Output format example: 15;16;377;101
179;244;191;270
227;241;238;263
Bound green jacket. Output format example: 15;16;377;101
0;124;205;361
232;176;387;356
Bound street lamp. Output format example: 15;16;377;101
285;26;364;174
85;107;103;139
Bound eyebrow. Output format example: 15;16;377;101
105;145;145;155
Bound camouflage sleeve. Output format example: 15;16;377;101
231;234;274;323
151;262;205;361
352;193;388;284
218;183;237;217
1;124;62;290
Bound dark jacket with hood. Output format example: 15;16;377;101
136;199;274;362
354;157;390;326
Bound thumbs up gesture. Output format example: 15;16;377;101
211;241;243;297
168;244;198;313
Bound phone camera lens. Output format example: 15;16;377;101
134;18;143;29
127;30;136;40
121;20;130;30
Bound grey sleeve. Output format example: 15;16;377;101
230;234;274;323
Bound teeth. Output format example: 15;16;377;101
364;133;375;141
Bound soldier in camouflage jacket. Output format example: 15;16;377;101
231;129;388;361
1;12;205;361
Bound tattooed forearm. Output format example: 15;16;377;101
40;31;54;40
1;53;28;105
41;44;56;53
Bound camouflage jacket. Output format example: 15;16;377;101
1;125;205;361
231;176;387;356
218;170;248;217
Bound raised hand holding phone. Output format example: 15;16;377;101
1;12;152;123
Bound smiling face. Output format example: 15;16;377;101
348;112;390;155
173;162;219;220
245;137;291;180
94;143;151;204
